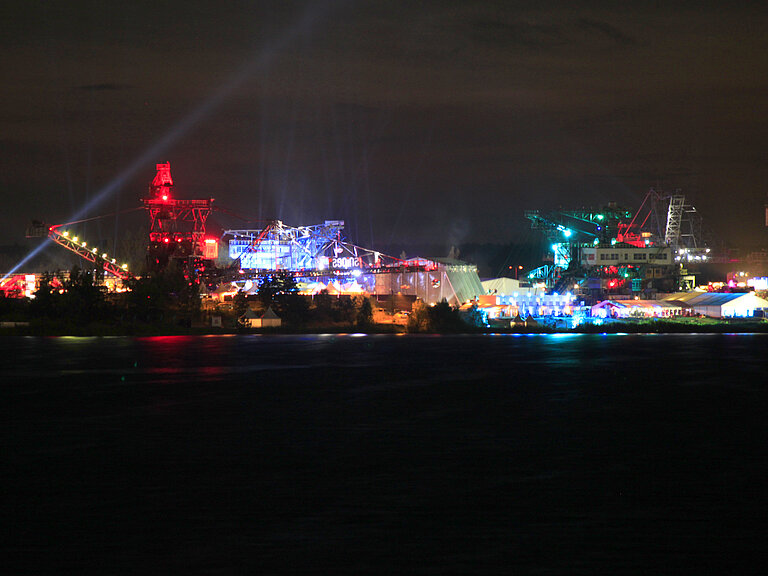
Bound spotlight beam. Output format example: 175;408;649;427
4;2;337;281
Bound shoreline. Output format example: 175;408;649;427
2;317;767;337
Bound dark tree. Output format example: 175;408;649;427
258;273;298;306
233;290;248;318
408;299;465;333
356;297;374;328
427;299;464;332
462;304;487;328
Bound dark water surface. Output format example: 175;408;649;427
2;334;768;574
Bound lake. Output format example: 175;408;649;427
2;333;768;574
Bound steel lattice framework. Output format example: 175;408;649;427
47;226;133;280
224;220;406;275
143;162;214;259
664;194;685;250
664;193;705;252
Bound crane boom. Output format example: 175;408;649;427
47;225;133;280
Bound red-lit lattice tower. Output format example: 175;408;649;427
143;162;217;272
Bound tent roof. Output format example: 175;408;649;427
342;279;364;293
445;266;484;304
628;300;682;308
481;277;520;295
430;257;470;266
243;308;260;319
214;283;239;294
687;292;768;307
262;306;280;319
592;300;629;309
661;290;707;302
594;299;685;309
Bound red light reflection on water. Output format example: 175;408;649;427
135;335;230;376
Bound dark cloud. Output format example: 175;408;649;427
464;16;637;53
577;18;637;46
465;19;567;50
75;83;130;92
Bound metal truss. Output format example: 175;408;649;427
665;194;685;250
224;220;402;272
48;226;133;280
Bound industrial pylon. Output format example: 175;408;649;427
664;194;686;250
143;162;215;263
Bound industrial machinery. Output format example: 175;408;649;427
24;217;135;281
224;219;398;275
25;162;220;285
143;162;217;271
525;189;709;295
47;225;134;280
24;162;478;302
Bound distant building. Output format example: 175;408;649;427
372;258;484;307
474;292;578;320
579;245;673;267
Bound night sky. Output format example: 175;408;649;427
2;1;767;256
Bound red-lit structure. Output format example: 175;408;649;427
26;162;485;305
0;274;36;298
143;162;217;269
25;162;219;284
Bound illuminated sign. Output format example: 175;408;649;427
230;239;291;269
203;238;218;259
331;256;362;269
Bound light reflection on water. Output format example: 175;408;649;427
2;333;767;386
3;333;768;574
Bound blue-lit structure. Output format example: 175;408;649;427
221;222;485;306
224;220;389;273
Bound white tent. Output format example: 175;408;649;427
342;279;364;294
241;306;282;328
686;292;768;318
